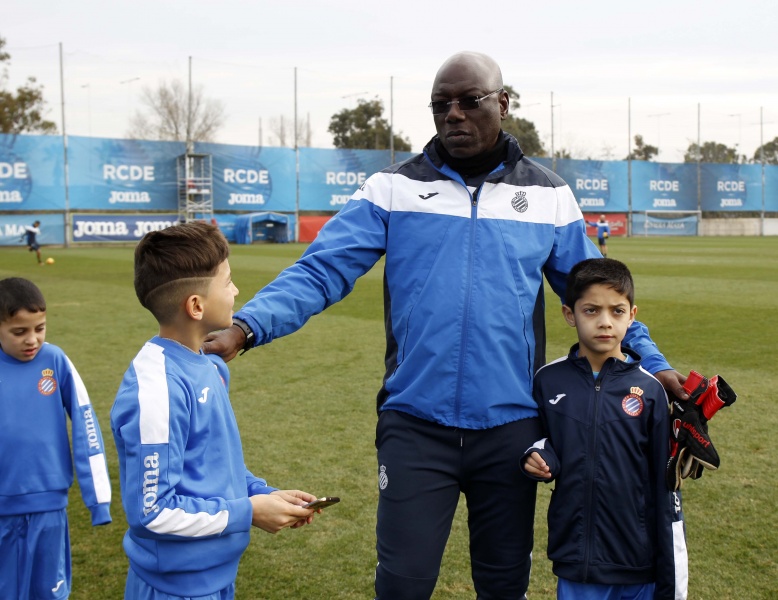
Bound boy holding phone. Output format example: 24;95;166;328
112;222;320;599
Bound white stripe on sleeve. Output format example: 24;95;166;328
146;506;229;537
134;342;170;445
89;453;112;503
66;356;92;408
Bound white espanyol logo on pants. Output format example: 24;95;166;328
378;465;389;490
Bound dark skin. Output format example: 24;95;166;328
202;51;689;400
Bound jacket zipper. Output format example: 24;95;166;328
583;373;603;581
454;184;482;424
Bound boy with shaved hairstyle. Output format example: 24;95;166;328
112;222;318;600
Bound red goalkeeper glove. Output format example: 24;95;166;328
666;371;737;491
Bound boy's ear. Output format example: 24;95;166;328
629;304;638;325
183;294;205;321
562;304;576;327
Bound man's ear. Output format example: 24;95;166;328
184;294;205;321
562;304;576;327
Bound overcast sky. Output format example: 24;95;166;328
3;0;776;162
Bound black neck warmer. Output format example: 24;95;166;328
434;133;508;179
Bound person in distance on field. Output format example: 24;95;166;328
0;277;112;599
523;258;687;599
204;51;688;599
112;222;318;599
585;214;611;256
20;220;44;265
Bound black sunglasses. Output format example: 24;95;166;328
428;88;504;115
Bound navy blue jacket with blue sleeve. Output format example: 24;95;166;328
525;345;688;599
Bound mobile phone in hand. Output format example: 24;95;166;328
303;497;340;509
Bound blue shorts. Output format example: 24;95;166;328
557;577;655;600
0;509;71;599
125;568;236;600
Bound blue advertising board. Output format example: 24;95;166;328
700;163;763;211
553;159;629;212
0;134;65;211
71;214;180;243
298;148;406;211
631;161;699;211
68;136;181;210
0;213;66;246
196;143;296;212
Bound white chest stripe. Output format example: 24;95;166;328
357;171;583;226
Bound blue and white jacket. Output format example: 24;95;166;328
0;343;112;524
236;133;671;429
525;345;687;599
111;337;276;595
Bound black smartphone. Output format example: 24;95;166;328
303;497;340;509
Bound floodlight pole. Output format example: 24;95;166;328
294;67;300;243
760;106;765;236
390;76;395;164
59;42;71;248
627;97;632;237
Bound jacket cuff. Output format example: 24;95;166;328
89;503;112;526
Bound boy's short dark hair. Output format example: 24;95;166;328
0;277;46;321
134;221;230;324
564;258;635;308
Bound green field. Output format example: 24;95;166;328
1;236;776;599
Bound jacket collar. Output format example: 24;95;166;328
566;343;643;375
423;131;524;180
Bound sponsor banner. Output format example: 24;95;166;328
631;162;698;211
71;214;179;243
298;148;402;211
583;212;627;237
0;213;65;246
700;163;763;211
0;134;65;211
554;159;629;212
68;136;182;210
196;143;296;212
632;212;698;236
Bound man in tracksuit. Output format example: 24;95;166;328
204;52;689;599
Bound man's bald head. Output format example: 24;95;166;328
430;52;509;159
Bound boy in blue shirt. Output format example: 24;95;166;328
112;222;318;599
0;277;112;599
586;215;611;257
523;258;687;600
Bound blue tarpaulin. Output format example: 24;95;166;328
233;212;290;244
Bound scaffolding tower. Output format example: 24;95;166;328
177;152;213;223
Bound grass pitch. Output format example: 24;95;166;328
1;236;775;599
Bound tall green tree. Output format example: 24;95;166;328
684;141;743;163
501;85;545;157
753;136;778;164
328;98;411;151
626;135;658;161
0;36;57;134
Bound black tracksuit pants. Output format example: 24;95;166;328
374;410;540;599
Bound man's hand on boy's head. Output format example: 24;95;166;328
249;490;317;533
654;369;690;400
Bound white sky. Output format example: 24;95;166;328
3;0;777;162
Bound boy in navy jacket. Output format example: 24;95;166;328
0;277;112;599
112;222;318;599
523;258;687;600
